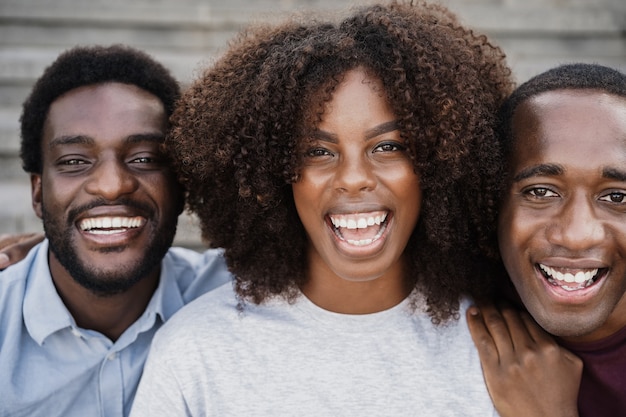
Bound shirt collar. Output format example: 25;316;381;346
23;241;184;345
141;250;186;324
23;240;77;345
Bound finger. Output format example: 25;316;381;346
0;232;44;269
467;306;499;365
499;307;537;353
0;233;23;248
516;310;550;341
518;311;583;368
0;252;9;269
474;303;517;360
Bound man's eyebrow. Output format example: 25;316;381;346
603;167;626;182
48;133;164;149
512;163;564;183
49;135;94;148
364;120;400;140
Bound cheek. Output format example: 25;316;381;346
41;176;74;210
292;172;328;209
498;206;526;267
390;170;421;217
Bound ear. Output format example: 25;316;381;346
30;173;43;219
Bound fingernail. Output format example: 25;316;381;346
468;306;480;316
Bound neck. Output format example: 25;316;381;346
301;255;412;315
48;252;160;341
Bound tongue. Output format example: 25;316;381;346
338;225;381;241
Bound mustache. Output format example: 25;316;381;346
66;198;155;225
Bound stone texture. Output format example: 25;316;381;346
1;0;624;248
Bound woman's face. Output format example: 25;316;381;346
293;68;421;291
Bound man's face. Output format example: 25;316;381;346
32;82;182;296
498;89;626;343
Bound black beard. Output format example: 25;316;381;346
42;200;178;297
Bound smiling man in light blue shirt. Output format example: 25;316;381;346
0;45;231;417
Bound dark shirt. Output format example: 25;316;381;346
559;325;626;417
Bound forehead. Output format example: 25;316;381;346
44;82;166;143
510;90;626;168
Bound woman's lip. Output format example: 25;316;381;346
327;212;393;258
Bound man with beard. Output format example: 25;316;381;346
0;45;231;417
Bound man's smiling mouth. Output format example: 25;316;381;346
538;263;606;292
79;216;146;235
329;211;388;247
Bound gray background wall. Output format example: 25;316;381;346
1;0;625;249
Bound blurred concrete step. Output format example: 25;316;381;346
0;46;221;86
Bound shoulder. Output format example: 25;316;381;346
0;242;46;297
153;283;239;344
161;247;232;302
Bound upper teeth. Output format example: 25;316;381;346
79;216;144;232
330;212;387;229
539;264;598;284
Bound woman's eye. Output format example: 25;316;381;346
306;148;332;158
374;142;405;152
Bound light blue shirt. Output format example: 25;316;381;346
0;239;231;417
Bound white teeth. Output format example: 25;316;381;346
539;264;599;289
347;238;373;246
79;216;145;232
330;212;388;230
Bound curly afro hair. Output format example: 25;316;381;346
20;44;180;174
166;1;513;322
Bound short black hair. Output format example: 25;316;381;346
20;44;180;173
499;63;626;159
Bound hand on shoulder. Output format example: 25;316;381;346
467;303;582;417
0;232;44;270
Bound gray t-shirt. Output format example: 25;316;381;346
131;283;498;417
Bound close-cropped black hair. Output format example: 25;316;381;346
20;44;180;174
167;1;513;322
498;63;626;160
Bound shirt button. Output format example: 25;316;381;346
71;328;82;338
107;352;117;361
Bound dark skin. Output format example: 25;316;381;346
0;232;43;270
467;304;582;417
466;89;626;416
24;82;182;341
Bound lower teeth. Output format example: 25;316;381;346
548;278;595;291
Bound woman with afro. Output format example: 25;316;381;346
132;2;514;415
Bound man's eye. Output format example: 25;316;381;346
527;187;558;198
61;159;86;165
600;192;626;203
131;157;154;163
